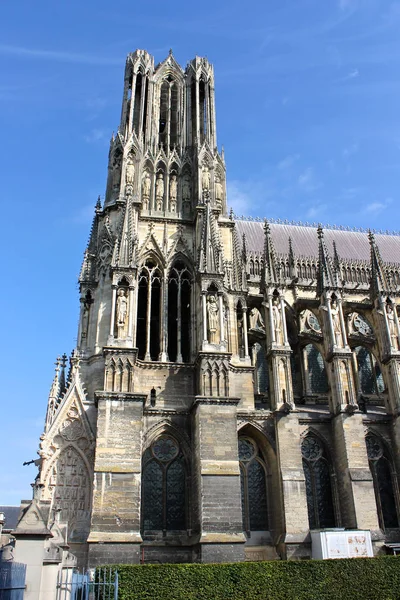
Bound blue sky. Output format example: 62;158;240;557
1;0;400;504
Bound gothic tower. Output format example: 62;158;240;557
26;50;400;568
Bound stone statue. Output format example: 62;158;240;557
207;295;219;343
202;166;210;194
271;297;283;345
331;299;343;347
249;307;264;331
156;173;164;210
142;170;151;203
215;175;223;209
386;302;399;350
81;304;89;339
116;289;128;331
169;174;177;212
112;156;121;191
125;154;135;186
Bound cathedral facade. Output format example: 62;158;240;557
27;50;400;567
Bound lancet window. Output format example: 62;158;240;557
167;261;192;363
354;346;384;396
136;261;163;361
239;437;269;532
366;434;399;529
142;435;186;533
301;435;336;529
304;344;329;395
159;77;181;150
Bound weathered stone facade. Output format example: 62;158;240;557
25;50;400;566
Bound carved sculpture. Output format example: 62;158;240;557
202;166;210;194
116;289;128;336
156;173;164;210
142;170;151;209
386;302;399;351
249;307;264;331
125;154;135;186
271;297;283;345
215;175;223;209
207;295;219;343
169;174;177;212
112;156;121;191
331;299;343;347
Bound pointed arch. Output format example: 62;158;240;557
136;259;163;360
167;259;193;363
301;432;337;529
303;343;329;395
366;432;399;529
141;432;188;534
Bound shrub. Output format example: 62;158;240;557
103;556;400;600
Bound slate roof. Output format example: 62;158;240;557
0;506;20;531
236;220;400;264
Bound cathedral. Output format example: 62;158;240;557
17;49;400;567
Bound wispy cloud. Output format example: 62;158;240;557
365;197;393;214
306;203;328;219
0;44;121;66
339;0;357;11
84;128;108;143
277;154;300;170
227;181;254;215
297;167;321;192
342;68;359;81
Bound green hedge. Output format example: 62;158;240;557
111;556;400;600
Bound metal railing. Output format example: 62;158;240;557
56;568;118;600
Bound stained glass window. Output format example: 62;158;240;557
366;435;399;529
355;346;384;395
305;344;329;394
142;435;186;532
301;435;336;529
239;437;268;531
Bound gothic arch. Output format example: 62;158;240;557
143;420;191;459
365;431;400;529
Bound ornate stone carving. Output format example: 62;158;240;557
271;297;283;345
169;174;177;212
347;312;373;337
125;153;135;196
249;307;265;331
215;175;223;209
207;295;219;343
201;166;210;195
142;170;151;208
156;172;164;210
386;302;399;351
331;299;343;347
299;309;322;335
116;288;128;337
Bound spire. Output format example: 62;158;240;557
288;236;297;279
79;200;101;284
332;239;342;283
369;230;389;298
263;220;280;287
59;353;67;396
317;225;338;297
199;200;223;273
45;357;61;432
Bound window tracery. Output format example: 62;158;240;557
354;346;384;396
238;437;268;532
301;435;336;529
366;434;399;529
142;435;186;532
168;261;192;362
137;261;162;360
304;344;329;395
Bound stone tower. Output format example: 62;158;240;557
26;50;400;568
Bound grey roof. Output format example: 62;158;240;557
0;506;20;531
236;220;400;264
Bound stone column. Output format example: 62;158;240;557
88;392;146;566
177;277;182;362
242;307;249;357
128;286;134;342
202;292;208;343
159;270;168;361
218;293;224;343
145;276;152;360
109;286;117;338
192;397;245;563
274;412;310;559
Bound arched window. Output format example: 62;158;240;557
136;261;162;360
168;261;192;362
304;344;329;394
238;437;268;532
142;435;186;533
159;80;169;147
355;346;384;395
252;342;269;394
366;435;399;529
301;435;336;529
199;78;207;144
